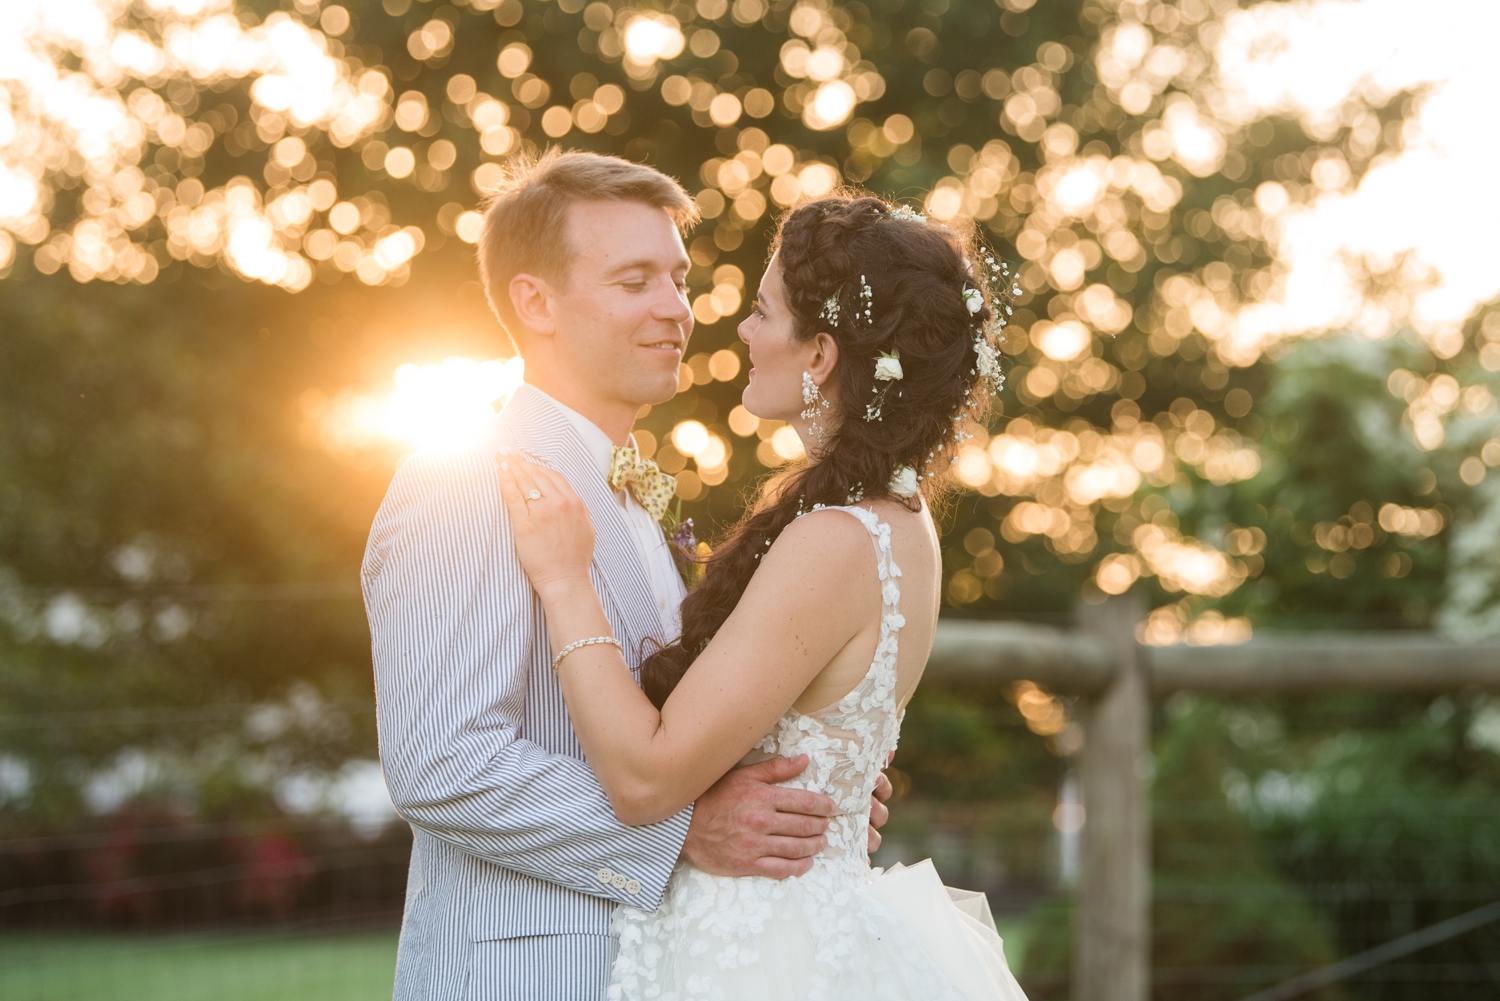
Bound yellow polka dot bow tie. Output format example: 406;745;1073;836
608;445;676;522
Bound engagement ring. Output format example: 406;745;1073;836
526;489;542;501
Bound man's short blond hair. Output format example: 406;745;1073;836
477;148;699;344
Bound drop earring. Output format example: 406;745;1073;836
801;371;830;447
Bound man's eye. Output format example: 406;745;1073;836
622;281;647;291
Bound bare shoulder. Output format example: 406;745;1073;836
741;508;878;592
773;507;882;557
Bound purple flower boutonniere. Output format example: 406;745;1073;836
662;501;705;588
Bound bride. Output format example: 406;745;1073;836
496;194;1026;1001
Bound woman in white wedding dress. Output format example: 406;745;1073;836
497;194;1027;1001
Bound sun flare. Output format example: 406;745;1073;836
309;356;525;456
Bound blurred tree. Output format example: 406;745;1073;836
7;0;1498;636
0;276;386;828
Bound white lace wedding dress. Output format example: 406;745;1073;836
607;506;1028;1001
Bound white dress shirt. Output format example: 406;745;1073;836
515;384;683;640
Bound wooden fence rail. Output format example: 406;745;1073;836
925;597;1500;1001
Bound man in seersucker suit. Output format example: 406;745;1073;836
363;149;892;1000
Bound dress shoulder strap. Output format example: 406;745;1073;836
793;504;902;613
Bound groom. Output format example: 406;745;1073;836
364;149;891;1000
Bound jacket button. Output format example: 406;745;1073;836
597;867;614;884
625;879;642;895
610;873;628;889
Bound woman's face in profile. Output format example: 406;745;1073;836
737;255;814;423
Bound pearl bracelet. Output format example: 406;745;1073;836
551;635;622;672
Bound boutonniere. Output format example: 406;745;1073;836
661;500;705;588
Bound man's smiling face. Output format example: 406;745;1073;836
550;199;695;413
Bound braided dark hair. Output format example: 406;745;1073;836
641;193;1001;708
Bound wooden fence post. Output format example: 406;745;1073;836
923;620;1500;996
1074;593;1150;1001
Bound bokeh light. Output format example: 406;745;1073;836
4;0;390;288
621;13;685;67
8;0;1500;636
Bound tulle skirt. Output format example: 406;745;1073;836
607;858;1028;1001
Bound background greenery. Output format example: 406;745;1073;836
5;0;1500;997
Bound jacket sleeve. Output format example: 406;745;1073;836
362;446;692;911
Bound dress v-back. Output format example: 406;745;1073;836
606;506;1027;1001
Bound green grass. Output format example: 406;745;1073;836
0;916;1034;998
0;928;398;1001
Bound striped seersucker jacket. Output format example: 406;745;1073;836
363;387;693;1000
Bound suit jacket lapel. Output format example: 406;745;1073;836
497;391;666;675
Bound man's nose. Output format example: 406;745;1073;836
657;278;692;324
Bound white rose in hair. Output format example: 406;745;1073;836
889;465;918;497
874;350;903;382
962;287;983;314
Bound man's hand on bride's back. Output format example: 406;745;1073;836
867;770;893;855
682;755;837;879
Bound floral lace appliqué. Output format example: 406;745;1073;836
608;507;963;1001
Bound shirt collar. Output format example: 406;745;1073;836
514;383;620;481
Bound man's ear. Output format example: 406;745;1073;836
509;273;557;338
807;332;840;396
